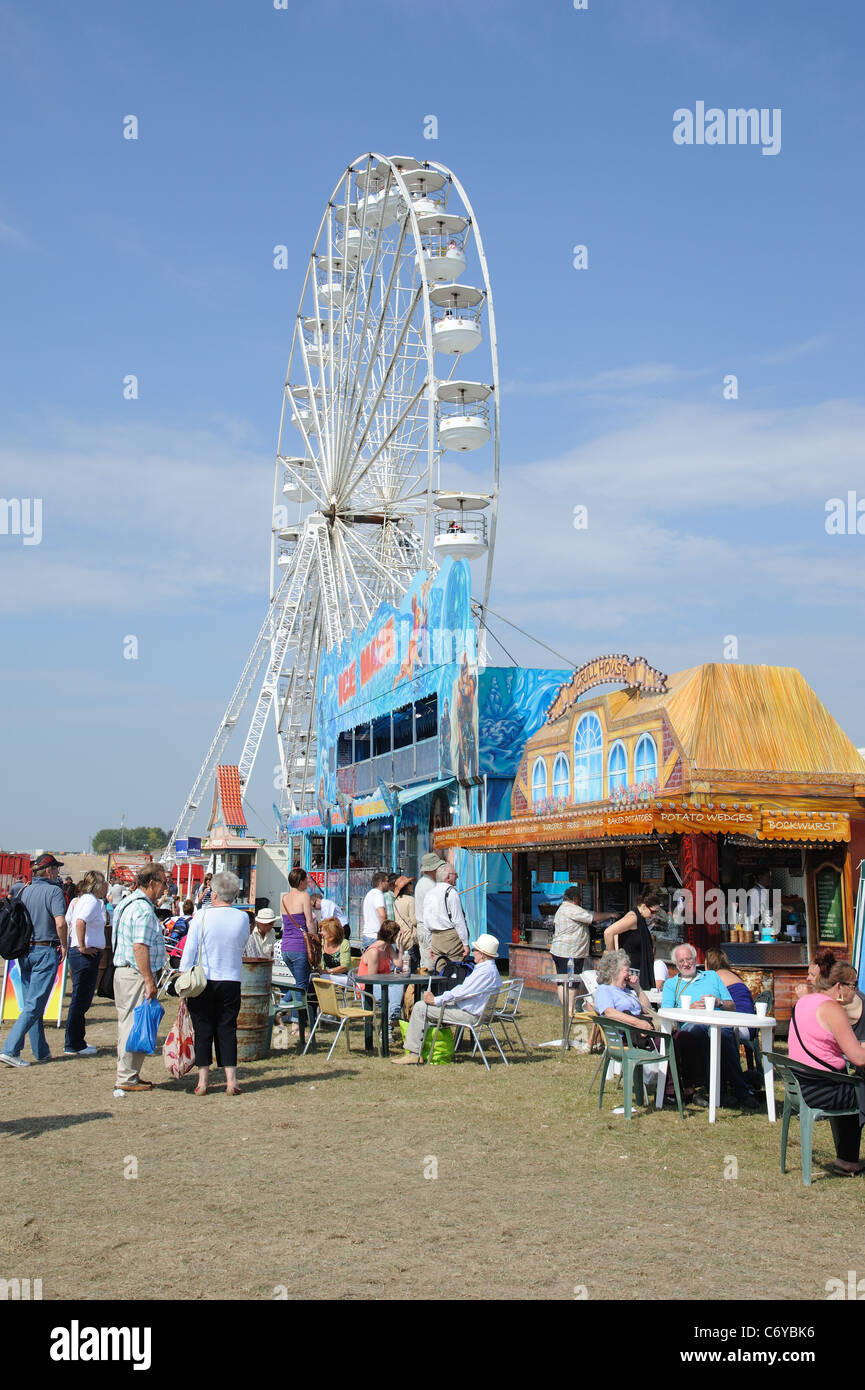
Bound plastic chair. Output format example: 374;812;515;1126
304;977;375;1061
768;1052;862;1185
426;988;509;1070
591;1014;684;1119
489;978;531;1057
301;978;353;1055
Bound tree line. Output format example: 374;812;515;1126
91;827;169;853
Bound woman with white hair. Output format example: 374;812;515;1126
179;871;250;1096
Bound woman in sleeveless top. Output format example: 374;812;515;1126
789;963;865;1173
603;888;661;990
278;866;319;1035
357;921;405;1040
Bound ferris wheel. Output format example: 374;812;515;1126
169;152;499;844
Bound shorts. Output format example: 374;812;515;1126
552;954;586;975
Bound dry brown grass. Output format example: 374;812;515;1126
0;993;856;1301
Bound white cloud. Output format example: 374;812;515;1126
0;416;272;613
502;361;695;398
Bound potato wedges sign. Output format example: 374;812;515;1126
545;654;668;724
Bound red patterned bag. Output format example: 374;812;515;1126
163;999;195;1079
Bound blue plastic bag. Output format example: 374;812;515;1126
125;998;165;1055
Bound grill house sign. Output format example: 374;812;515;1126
545;654;668;725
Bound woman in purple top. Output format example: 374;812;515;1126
278;867;319;1035
705;949;756;1016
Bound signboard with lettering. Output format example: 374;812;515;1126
545;654;668;725
815;864;844;942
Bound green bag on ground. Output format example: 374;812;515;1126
398;1019;455;1064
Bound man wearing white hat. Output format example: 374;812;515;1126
392;933;502;1065
244;908;277;959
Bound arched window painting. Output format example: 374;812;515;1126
573;713;603;803
532;758;548;805
552;752;570;802
634;733;658;794
607;740;628;796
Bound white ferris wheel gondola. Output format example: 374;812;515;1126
167;152;501;847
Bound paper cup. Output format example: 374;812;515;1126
703;995;716;1011
755;1000;768;1017
680;996;693;1010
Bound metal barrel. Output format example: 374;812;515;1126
237;957;274;1061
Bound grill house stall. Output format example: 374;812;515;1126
435;658;865;1021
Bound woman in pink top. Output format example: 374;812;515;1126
789;963;865;1173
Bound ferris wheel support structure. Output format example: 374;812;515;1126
168;152;500;849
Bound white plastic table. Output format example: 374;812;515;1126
655;1007;777;1123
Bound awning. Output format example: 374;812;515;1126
434;802;851;853
397;777;454;808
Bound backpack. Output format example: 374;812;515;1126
0;887;35;960
429;954;474;996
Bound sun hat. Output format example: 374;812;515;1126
255;908;277;925
393;875;412;894
473;933;499;959
420;852;444;873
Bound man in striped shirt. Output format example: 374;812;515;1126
112;864;167;1096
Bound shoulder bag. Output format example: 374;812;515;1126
97;895;137;1000
175;908;209;999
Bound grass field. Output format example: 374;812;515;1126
0;992;857;1301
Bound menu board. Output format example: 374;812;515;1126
602;883;626;919
588;849;603;870
641;848;663;882
553;851;568;874
537;853;554;883
603;849;622;882
569;851;588;880
816;865;844;942
581;880;594;911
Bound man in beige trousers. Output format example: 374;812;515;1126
111;864;167;1096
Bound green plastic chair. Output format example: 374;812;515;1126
591;1014;683;1119
767;1052;862;1186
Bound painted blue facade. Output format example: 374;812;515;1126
286;559;564;951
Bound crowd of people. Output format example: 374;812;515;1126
5;854;865;1170
0;848;508;1096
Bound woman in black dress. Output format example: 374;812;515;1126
603;887;662;991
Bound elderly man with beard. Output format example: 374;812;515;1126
662;942;758;1109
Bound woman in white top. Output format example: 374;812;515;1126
65;871;109;1056
179;871;251;1096
64;871;109;1056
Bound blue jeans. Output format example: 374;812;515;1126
280;949;310;1022
3;943;60;1059
65;948;101;1051
373;981;405;1022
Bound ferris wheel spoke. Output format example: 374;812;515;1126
331;521;374;625
338;519;412;598
333;165;394;467
340;215;412;468
343;289;424;490
344;380;427;500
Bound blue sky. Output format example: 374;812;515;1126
1;0;863;849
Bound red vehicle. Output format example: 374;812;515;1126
0;854;31;899
108;852;154;888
